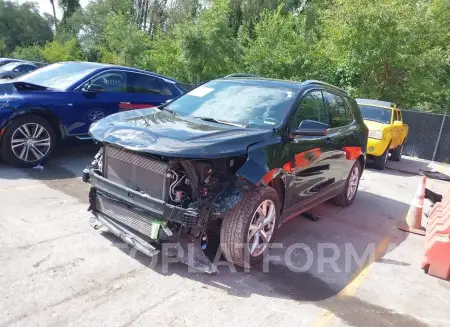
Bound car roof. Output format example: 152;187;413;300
58;61;179;83
217;76;347;93
356;98;396;109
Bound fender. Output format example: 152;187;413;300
236;137;284;186
0;107;65;140
212;137;282;215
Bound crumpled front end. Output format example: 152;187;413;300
83;144;248;273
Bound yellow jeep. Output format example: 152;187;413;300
356;99;409;170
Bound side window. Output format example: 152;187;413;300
324;92;354;128
13;65;24;73
126;73;173;96
395;110;401;122
88;71;127;92
294;91;329;127
21;65;35;73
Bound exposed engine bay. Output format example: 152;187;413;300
83;145;248;273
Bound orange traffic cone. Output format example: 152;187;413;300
398;176;426;236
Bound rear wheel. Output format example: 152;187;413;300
373;144;389;170
333;160;361;207
220;186;280;268
1;115;56;168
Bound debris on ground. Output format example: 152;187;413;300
302;212;322;221
420;169;450;182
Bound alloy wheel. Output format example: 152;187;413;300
247;199;276;257
347;165;360;201
10;123;51;162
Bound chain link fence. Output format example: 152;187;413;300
402;110;449;163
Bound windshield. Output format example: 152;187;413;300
16;62;98;90
0;62;22;71
359;105;392;124
166;80;298;129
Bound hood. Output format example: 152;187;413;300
89;109;274;158
364;119;389;131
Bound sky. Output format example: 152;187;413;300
18;0;91;19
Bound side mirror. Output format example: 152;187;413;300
290;120;329;137
165;99;173;104
393;120;403;127
83;84;104;93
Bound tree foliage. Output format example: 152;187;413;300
0;0;53;53
0;0;448;113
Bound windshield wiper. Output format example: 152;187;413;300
193;116;247;128
157;103;177;115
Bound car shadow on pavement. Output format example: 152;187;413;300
0;140;97;203
100;191;425;327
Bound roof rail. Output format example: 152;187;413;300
224;73;260;78
302;80;347;93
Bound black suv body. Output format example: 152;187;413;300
84;77;368;272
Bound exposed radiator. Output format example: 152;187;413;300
96;192;156;239
104;145;168;200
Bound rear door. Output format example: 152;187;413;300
121;72;175;111
282;90;342;212
323;91;361;181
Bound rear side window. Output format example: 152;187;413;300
324;92;354;127
294;91;330;127
126;72;173;96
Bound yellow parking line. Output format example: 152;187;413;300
310;235;391;327
0;184;45;192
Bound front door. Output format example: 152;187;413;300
67;71;174;136
281;90;341;216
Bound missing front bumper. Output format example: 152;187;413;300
90;213;218;274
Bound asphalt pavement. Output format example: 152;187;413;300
1;145;449;327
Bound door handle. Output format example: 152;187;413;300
325;137;333;144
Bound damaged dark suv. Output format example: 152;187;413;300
83;77;368;273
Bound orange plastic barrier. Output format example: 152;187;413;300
422;188;450;280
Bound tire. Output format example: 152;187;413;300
220;186;280;268
1;115;56;168
373;144;389;170
332;160;362;207
390;142;403;162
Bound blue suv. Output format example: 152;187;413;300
0;62;186;167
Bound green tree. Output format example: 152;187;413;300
0;0;53;53
11;44;45;62
41;38;85;62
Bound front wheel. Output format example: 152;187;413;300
1;115;56;168
220;186;280;268
332;160;362;207
390;143;403;161
373;145;389;170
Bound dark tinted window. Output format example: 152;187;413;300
295;91;329;127
15;64;36;73
89;71;127;92
126;73;172;95
324;92;354;127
